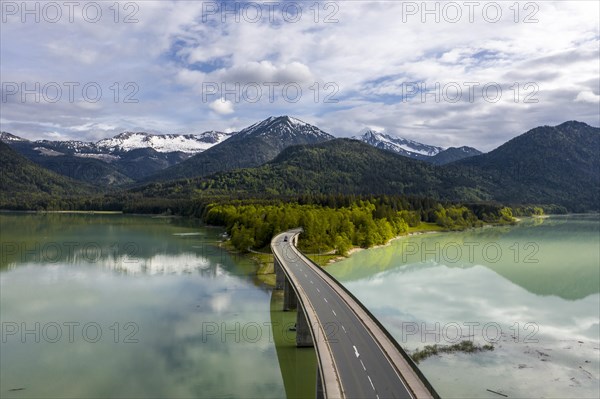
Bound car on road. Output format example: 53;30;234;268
283;236;288;242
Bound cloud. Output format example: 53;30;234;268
209;98;234;115
0;0;598;150
177;60;314;92
575;91;600;104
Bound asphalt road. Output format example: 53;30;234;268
272;231;418;399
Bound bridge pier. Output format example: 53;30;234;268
316;366;324;399
296;305;313;347
274;257;285;290
283;276;297;311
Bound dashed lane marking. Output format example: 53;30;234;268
332;309;337;316
367;375;375;391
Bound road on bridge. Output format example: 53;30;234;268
271;230;437;399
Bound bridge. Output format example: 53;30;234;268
271;229;439;399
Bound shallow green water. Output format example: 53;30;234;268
2;213;598;398
0;213;307;398
327;215;600;398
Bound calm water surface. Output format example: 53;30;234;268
0;213;303;398
2;213;598;398
327;215;600;398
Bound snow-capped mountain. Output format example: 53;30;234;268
1;130;236;184
147;116;335;182
352;129;444;160
96;131;233;154
1;131;233;155
237;116;333;141
0;132;27;142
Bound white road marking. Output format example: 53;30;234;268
332;309;337;316
360;359;366;371
353;345;360;358
323;297;328;303
341;325;347;334
304;273;307;277
310;280;313;284
316;288;320;293
367;375;375;390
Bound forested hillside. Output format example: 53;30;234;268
136;139;484;200
0;142;95;209
455;121;600;211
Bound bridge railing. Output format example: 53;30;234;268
288;235;440;399
271;234;343;398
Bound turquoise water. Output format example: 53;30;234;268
0;213;289;398
327;215;600;398
2;213;598;398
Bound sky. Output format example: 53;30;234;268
1;0;598;151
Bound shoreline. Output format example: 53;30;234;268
325;229;442;265
322;217;529;266
241;220;514;275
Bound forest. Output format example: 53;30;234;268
200;195;518;254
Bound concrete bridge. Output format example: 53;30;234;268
271;229;439;399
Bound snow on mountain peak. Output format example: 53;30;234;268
285;116;310;127
238;116;333;140
0;132;28;142
358;127;386;136
96;131;234;153
353;128;444;158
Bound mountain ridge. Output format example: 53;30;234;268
431;146;483;165
3;119;598;212
1;130;233;155
0;141;94;208
143;116;335;182
351;129;444;160
454;120;600;211
135;121;599;211
0;130;233;184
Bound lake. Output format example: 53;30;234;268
326;214;600;398
1;213;598;398
0;213;313;398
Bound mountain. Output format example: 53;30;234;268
137;138;485;201
1;130;232;185
0;141;93;208
3;120;598;212
138;121;599;212
96;131;233;154
114;147;193;180
0;132;27;142
455;121;600;211
3;138;133;186
430;146;483;165
351;129;444;160
145;116;335;182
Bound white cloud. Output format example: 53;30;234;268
209;98;234;115
575;91;600;104
175;69;206;88
46;131;71;141
0;0;598;149
46;42;99;65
